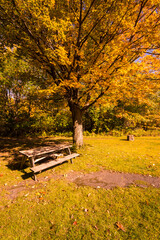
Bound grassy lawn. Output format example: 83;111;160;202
0;136;160;239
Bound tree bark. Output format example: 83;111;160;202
70;104;83;147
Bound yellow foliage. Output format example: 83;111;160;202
1;0;160;110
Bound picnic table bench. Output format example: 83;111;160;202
19;144;79;180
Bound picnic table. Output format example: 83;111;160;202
19;143;79;180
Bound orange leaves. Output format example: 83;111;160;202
73;221;77;226
116;222;126;232
1;0;160;118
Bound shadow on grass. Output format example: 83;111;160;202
21;168;34;180
0;137;71;153
1;136;72;179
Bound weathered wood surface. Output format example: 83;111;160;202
19;144;72;158
19;144;79;180
30;153;80;173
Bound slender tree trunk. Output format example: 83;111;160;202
71;104;83;147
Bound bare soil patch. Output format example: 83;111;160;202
66;170;160;189
2;170;160;201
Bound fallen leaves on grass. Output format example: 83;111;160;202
36;191;46;200
116;222;126;232
94;225;98;230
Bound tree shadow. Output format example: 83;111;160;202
0;136;71;153
21;168;34;180
1;136;72;180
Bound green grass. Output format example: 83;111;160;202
0;136;160;239
0;181;160;240
58;136;160;177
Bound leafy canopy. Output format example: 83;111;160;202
0;0;160;110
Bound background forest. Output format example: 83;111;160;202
0;48;159;138
1;0;160;141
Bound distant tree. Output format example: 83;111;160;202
1;0;160;146
0;47;45;135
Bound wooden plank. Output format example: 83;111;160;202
34;156;49;163
30;153;79;173
34;154;57;163
19;144;72;158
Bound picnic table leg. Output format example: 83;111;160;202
33;174;37;181
20;156;26;169
30;157;35;167
67;147;73;164
30;157;37;181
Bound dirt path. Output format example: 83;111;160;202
2;170;160;201
66;170;160;189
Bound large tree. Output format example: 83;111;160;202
0;0;160;146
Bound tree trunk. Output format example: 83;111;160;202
71;104;83;147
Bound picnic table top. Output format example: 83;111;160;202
19;143;72;158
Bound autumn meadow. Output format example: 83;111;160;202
0;0;160;239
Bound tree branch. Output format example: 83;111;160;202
134;0;148;27
81;0;96;24
77;0;83;48
80;14;106;49
82;86;109;111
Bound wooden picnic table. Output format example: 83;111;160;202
19;143;79;180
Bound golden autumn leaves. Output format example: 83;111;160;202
1;0;160;145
